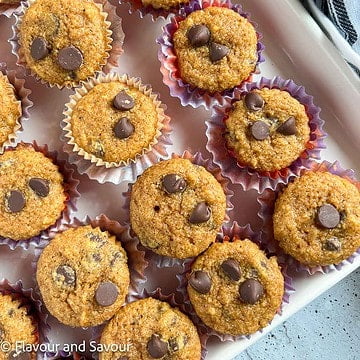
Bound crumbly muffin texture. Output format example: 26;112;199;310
173;7;258;93
130;158;227;259
36;225;130;327
100;298;201;360
225;88;310;172
0;145;66;241
188;240;284;335
0;73;21;149
0;294;37;360
141;0;189;10
70;81;160;163
274;171;360;266
19;0;111;87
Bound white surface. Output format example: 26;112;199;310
0;0;360;358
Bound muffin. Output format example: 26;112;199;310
273;171;360;266
0;73;21;151
36;225;130;327
18;0;112;87
65;76;164;165
141;0;189;10
0;293;37;360
0;144;66;241
99;297;201;360
130;158;227;259
225;88;311;172
187;240;284;335
172;6;258;93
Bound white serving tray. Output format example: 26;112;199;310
0;0;360;359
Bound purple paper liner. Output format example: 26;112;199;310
90;288;208;360
206;76;327;193
0;62;33;153
258;160;360;275
0;1;20;17
0;278;51;359
9;0;124;89
176;221;294;343
0;141;79;250
123;150;234;268
157;0;265;110
61;73;173;185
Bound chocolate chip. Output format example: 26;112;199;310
316;204;340;229
113;90;135;111
239;279;264;304
277;116;297;135
221;259;241;281
8;351;31;360
6;190;25;213
168;338;179;352
250;121;270;140
244;92;264;111
95;281;119;307
323;237;342;251
189;202;211;224
162;174;187;194
30;37;50;60
92;253;101;262
57;46;83;71
55;265;76;287
187;25;210;47
114;117;134;139
189;270;211;294
209;42;230;62
147;334;168;358
29;178;50;197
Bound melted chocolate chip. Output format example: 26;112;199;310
221;259;241;281
29;178;50;197
187;25;210;47
209;42;230;62
250;121;270;140
30;37;50;60
55;265;76;287
6;190;25;213
316;204;340;229
113;90;135;111
95;281;119;307
147;334;168;359
189;270;211;294
244;92;264;111
277;116;297;135
114;117;134;139
189;202;211;224
323;237;342;251
162;174;187;194
239;279;264;304
57;46;83;71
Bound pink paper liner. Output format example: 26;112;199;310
0;141;79;250
9;0;124;89
176;221;294;343
123;150;234;268
0;278;50;359
32;214;148;331
0;1;20;17
157;0;265;109
0;62;33;153
90;288;208;360
206;76;327;193
258;160;360;275
61;73;173;185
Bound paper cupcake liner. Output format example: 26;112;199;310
0;278;51;359
0;141;80;250
0;1;20;18
0;63;33;154
90;287;208;360
157;0;265;109
44;351;88;360
176;221;294;343
206;76;327;193
10;0;124;89
258;160;360;275
123;150;234;268
61;73;172;184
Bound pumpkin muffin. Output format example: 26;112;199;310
130;158;227;259
18;0;111;87
0;145;66;241
187;240;284;335
274;171;360;266
36;225;130;327
99;298;201;360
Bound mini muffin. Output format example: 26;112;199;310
68;79;163;164
36;225;130;327
0;73;21;151
141;0;189;10
274;171;360;266
187;240;284;335
172;6;258;93
130;158;227;259
0;293;37;360
99;298;201;360
0;145;66;241
225;89;311;172
18;0;112;87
